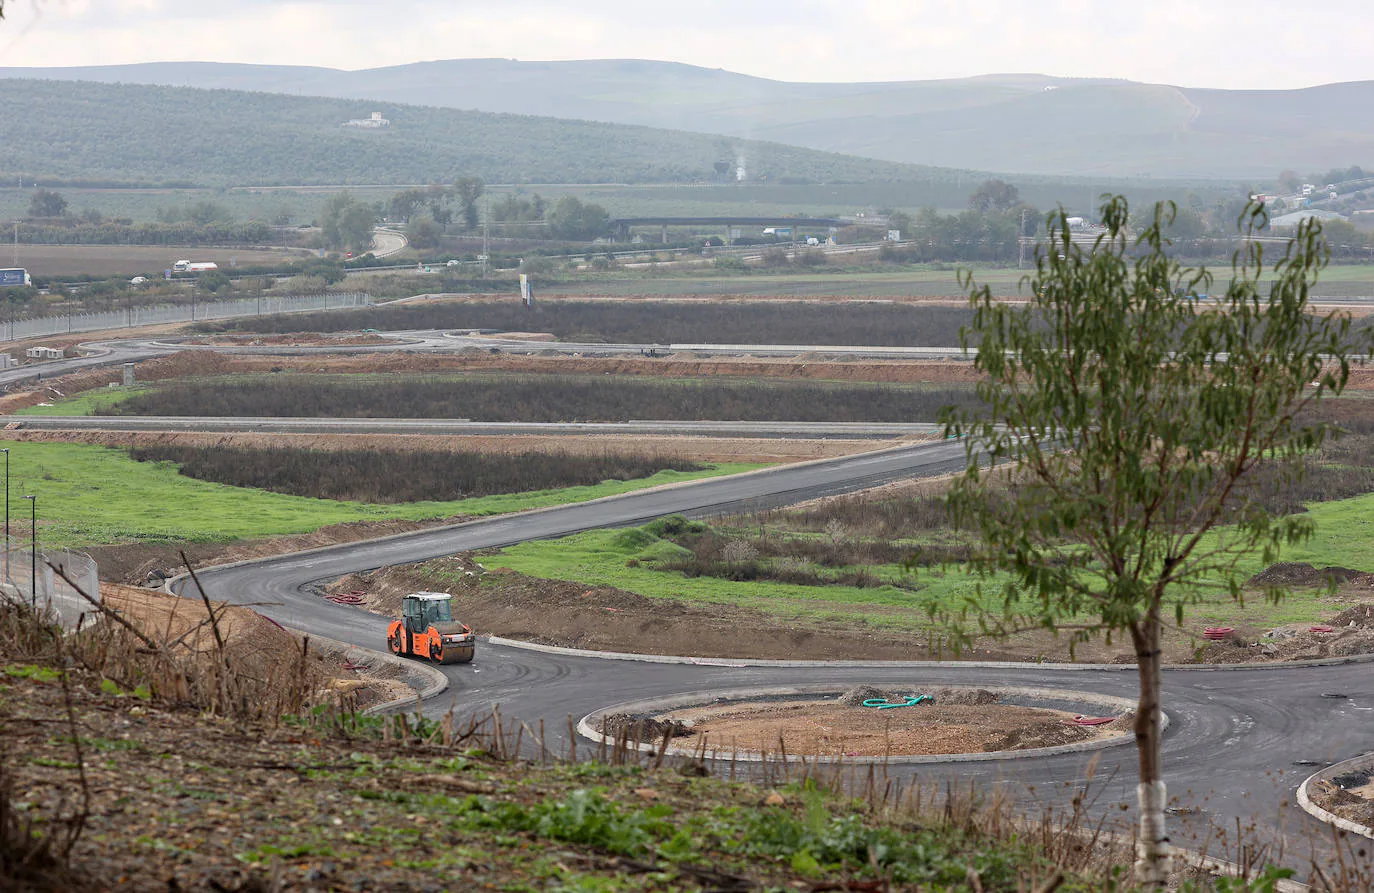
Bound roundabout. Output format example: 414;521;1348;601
578;683;1142;764
166;439;1374;860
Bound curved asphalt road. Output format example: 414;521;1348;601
172;437;1374;859
14;327;1374;857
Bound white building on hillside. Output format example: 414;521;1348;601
342;111;391;129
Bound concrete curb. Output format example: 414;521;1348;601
485;634;1374;673
576;683;1158;765
1297;754;1374;840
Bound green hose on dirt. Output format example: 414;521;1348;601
860;695;933;709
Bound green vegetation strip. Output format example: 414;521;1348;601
486;497;1374;633
17;386;151;416
2;440;761;548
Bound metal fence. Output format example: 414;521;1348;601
0;291;372;342
1;540;100;631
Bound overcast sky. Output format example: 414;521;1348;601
1;0;1368;90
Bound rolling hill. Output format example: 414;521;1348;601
0;78;960;188
5;59;1373;178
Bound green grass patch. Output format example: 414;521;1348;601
1;439;762;548
488;494;1374;634
15;385;150;416
487;524;988;630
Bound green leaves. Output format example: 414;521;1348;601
937;195;1370;649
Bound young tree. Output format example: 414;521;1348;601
968;178;1021;213
937;196;1366;885
424;184;454;227
453;176;485;230
28;188;68;218
405;215;442;250
388;188;427;223
547;196;609;241
320;192;377;253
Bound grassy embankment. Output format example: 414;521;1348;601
480;493;1374;636
1;641;1121;891
0;439;761;549
16;387;149;416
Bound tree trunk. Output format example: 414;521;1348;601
1132;615;1171;886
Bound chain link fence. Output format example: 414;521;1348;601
1;539;101;630
0;291;372;343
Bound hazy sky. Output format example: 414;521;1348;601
1;0;1368;90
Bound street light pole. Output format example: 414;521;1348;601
23;494;34;608
2;448;8;582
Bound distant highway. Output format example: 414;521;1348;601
370;228;408;259
96;331;974;360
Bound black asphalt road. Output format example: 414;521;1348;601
13;328;1372;861
176;438;1374;860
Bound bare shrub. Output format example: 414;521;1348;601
105;373;983;424
193;300;976;348
127;444;703;503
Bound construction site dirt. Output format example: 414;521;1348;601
659;697;1122;757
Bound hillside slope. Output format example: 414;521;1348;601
5;59;1373;177
0;78;953;187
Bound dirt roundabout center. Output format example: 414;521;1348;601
583;684;1146;764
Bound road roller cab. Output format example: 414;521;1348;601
388;592;475;664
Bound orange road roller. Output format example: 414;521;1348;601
387;592;475;664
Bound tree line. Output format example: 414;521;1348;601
323;185;612;252
12;218;277;247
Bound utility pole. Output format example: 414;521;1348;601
2;448;8;583
482;194;490;280
23;495;34;608
1018;208;1028;269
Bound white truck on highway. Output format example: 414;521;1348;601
172;260;219;273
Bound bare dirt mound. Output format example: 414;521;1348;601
660;698;1118;757
597;713;692;744
1248;562;1371;588
1330;604;1374;628
98;584;408;709
1192;600;1374;664
837;685;999;707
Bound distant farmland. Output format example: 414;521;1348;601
200;300;977;346
99;373;983;423
12;244;308;278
